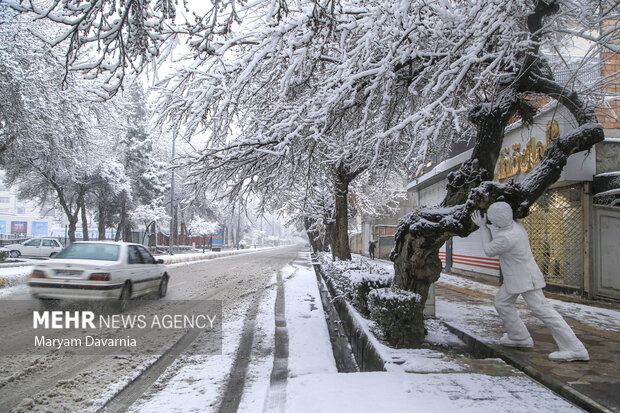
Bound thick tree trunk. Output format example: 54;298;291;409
332;170;352;260
123;223;133;242
97;203;107;240
67;217;78;243
304;217;326;253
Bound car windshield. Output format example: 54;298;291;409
54;243;120;261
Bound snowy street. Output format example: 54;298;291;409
0;246;301;412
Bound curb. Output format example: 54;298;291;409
443;321;614;413
163;247;277;265
312;261;385;372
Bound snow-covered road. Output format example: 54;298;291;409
0;246;302;412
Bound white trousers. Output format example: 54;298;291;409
494;286;585;351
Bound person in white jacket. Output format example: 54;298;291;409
471;202;589;362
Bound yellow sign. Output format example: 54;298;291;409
496;120;559;180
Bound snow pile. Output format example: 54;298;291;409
0;265;34;290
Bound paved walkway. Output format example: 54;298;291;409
436;275;620;413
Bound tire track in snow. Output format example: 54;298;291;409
263;266;292;413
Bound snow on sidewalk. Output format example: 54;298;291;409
283;254;581;413
126;252;583;412
438;273;620;333
283;260;337;378
286;371;580;413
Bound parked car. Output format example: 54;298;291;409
28;241;169;309
6;237;64;258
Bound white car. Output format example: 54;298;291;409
28;241;169;308
6;237;64;258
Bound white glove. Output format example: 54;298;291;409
471;211;488;228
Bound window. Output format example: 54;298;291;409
55;243;119;261
0;197;10;203
41;239;56;247
136;246;155;264
127;246;143;264
16;207;25;214
24;239;41;247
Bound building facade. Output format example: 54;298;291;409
407;102;620;301
0;180;56;241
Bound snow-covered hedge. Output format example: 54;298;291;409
318;253;393;314
345;270;392;315
368;288;422;348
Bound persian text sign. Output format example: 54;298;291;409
496;120;559;181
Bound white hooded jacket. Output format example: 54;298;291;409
479;203;546;294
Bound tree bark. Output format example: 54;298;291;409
391;0;604;347
79;194;89;241
67;215;78;243
304;217;326;253
333;173;352;260
97;203;107;240
115;193;126;242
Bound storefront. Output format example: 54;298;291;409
408;102;600;295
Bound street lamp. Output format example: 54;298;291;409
169;129;176;255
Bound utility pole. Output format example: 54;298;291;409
169;129;176;255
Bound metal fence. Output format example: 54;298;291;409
522;184;583;289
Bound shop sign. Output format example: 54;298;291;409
496;120;560;180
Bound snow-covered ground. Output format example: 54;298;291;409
131;252;581;412
1;251;591;411
438;273;620;333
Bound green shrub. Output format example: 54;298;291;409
346;270;392;315
368;287;421;347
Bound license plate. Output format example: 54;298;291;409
54;270;83;277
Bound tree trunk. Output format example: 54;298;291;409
97;203;107;240
79;195;89;241
115;194;126;242
67;217;78;243
123;223;133;242
391;1;604;347
332;171;352;260
236;210;241;247
304;217;326;253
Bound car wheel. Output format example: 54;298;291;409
158;275;169;298
9;250;20;258
118;283;131;313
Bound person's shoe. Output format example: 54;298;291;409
548;348;589;362
499;333;534;348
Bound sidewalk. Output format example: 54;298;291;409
284;255;586;413
436;272;620;413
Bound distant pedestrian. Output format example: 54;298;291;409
368;240;376;259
